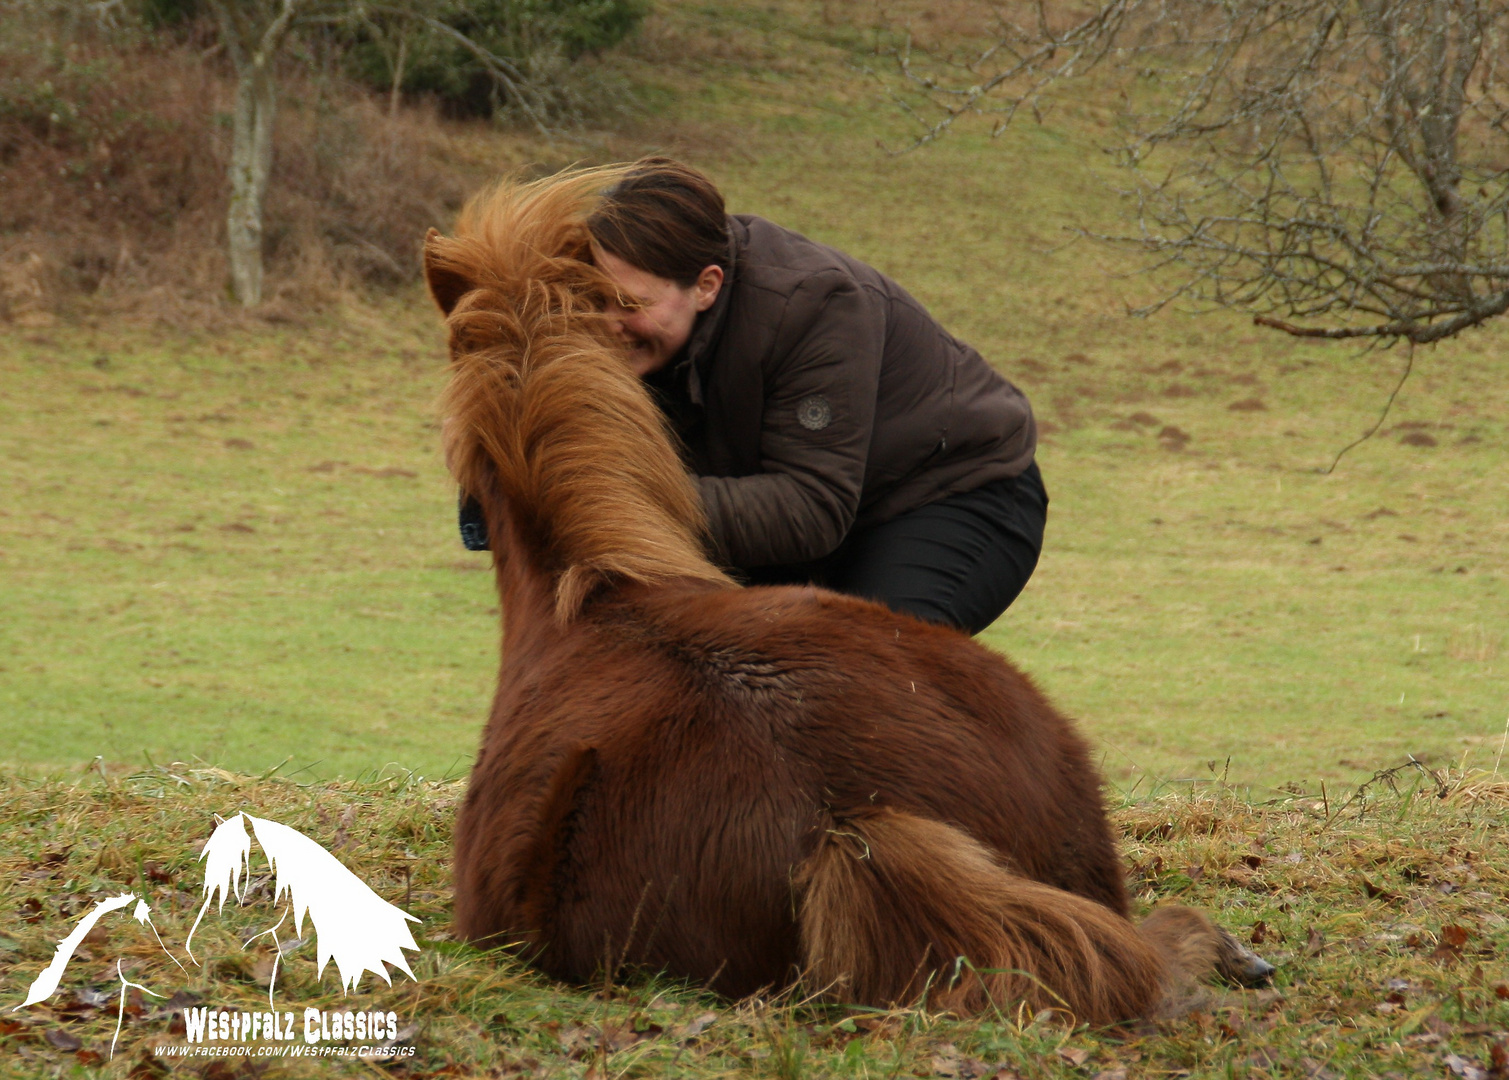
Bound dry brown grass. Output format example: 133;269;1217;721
3;762;1507;1078
0;13;497;326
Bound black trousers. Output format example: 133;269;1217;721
743;461;1048;635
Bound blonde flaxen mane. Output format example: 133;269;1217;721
424;166;733;620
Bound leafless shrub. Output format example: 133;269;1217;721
878;0;1509;345
0;5;480;323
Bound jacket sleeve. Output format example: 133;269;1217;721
697;272;884;568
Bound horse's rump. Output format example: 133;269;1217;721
454;583;1134;999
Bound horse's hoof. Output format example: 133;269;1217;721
1215;929;1276;986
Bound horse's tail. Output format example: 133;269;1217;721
796;808;1224;1024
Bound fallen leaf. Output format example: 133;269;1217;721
1056;1046;1091;1067
251;955;277;986
73;987;113;1009
854;1015;903;1038
1424;1015;1453;1038
600;1020;644;1053
1360;876;1400;902
45;1028;83;1051
1304;927;1327;956
332;804;357;850
1432;925;1471;964
1441;925;1470;947
149;989;201;1026
678;1011;717;1039
1297;1056;1338;1079
931;1044;964;1077
1444;1054;1487;1080
1251;921;1268;945
558;1022;595;1058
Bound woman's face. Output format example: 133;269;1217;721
599;250;723;376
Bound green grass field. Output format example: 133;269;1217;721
2;6;1508;1077
2;2;1503;792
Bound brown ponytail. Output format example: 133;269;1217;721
588;157;730;286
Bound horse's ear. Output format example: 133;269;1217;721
424;228;473;316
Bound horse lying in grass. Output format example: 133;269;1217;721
425;166;1271;1024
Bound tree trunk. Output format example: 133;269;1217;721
210;0;299;308
227;62;276;307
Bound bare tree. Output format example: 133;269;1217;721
208;0;300;308
880;0;1509;345
204;0;576;307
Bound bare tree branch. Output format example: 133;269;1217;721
878;0;1509;345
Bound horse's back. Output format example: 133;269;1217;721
642;584;1128;913
455;580;1126;996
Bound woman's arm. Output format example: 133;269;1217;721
698;272;885;568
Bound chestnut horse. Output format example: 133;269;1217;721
426;167;1265;1024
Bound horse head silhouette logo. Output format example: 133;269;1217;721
14;812;420;1058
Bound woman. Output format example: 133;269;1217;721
463;158;1046;636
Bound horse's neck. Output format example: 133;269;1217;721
490;511;566;669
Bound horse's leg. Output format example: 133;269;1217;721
453;743;597;954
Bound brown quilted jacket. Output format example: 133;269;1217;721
648;214;1037;569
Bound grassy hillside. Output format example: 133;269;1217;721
1;1;1505;795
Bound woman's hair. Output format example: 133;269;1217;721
588;157;729;286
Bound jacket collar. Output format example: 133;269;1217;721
672;218;742;407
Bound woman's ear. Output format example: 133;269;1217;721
693;263;724;312
423;229;474;316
